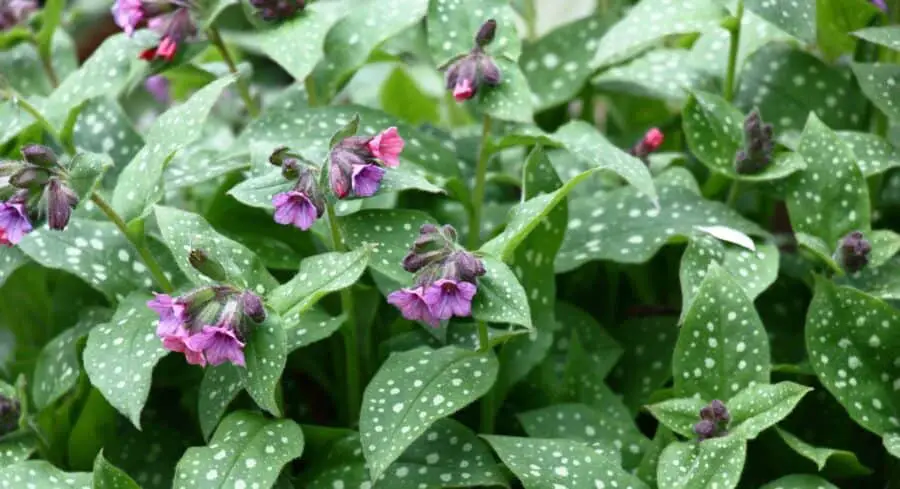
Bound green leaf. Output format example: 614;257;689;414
522;15;609;111
18;219;157;300
482;435;649;489
557;183;765;271
853;26;900;51
0;31;76;96
838;131;900;177
816;0;882;60
674;263;771;400
238;313;286;416
33;308;110;410
198;365;243;441
427;0;521;66
553;120;657;203
268;249;369;318
776;428;871;474
657;437;746;489
759;475;839;489
787;114;870;248
684;91;805;181
591;0;725;69
735;43;867;135
852;62;900;122
0;461;91;487
93;451;140;489
360;346;498;479
727;382;811;440
0;247;29;288
285;307;345;352
67;152;112;201
610;316;678;413
72;98;144;172
340;209;437;285
884;432;900;459
647;397;707;438
867;229;900;269
82;293;168;429
306;419;507;489
0;433;38;469
380;66;441;125
594;48;714;103
154;205;278;293
173;411;304;489
35;0;64;64
745;0;816;43
476;58;533;123
112;76;236;224
469;255;532;329
843;256;900;300
806;278;900;436
226;169;293;210
378;166;445;194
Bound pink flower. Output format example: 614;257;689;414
147;293;189;336
110;0;145;36
187;326;246;367
161;324;206;366
272;190;319;230
387;287;440;327
423;279;477;320
644;128;664;151
366;127;404;168
453;78;475;102
0;200;32;246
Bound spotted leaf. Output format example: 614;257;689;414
853;26;900;51
67;151;112;202
745;0;815;43
0;434;38;469
71;98;144;172
594;48;714;103
759;475;839;489
471;255;532;330
238;313;286;417
112;76;236;224
93;451;140;489
609;316;679;413
657;437;746;489
775;428;871;474
482;435;649;489
0;461;91;487
427;0;521;66
268;249;369;319
172;411;304;489
0;31;76;96
853;62;900;122
647;397;708;438
786;114;870;248
843;256;900;300
475;58;533;123
674;263;771;400
198;365;243;441
0;248;28;288
727;382;812;440
360;346;498;480
837;131;900;177
884;432;900;459
340;209;437;285
806;278;900;436
284;306;345;352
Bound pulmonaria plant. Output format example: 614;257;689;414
693;399;731;442
328;126;404;199
443;19;502;102
269;149;326;230
628;127;664;162
388;224;485;327
111;0;197;61
834;231;872;274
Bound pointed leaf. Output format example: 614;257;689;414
72;98;144;170
594;48;714;103
776;428;871;474
469;255;532;329
853;62;900;122
853;26;900;51
340;209;437;285
476;59;533;123
657;437;746;489
745;0;815;43
838;131;900;177
268;249;369;317
760;475;839;489
93;451;140;489
67;151;112;201
198;365;243;441
727;381;811;440
884;432;900;459
0;461;91;487
647;398;707;438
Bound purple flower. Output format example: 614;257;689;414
145;75;171;104
161;324;207;366
871;0;887;11
423;278;477;320
351;164;385;197
186;325;246;367
147;293;189;336
110;0;145;35
387;287;440;327
0;200;32;246
0;0;36;29
272;190;319;230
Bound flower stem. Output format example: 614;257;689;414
722;0;744;102
207;27;259;118
326;202;362;425
90;193;174;294
726;181;741;208
467;114;494;250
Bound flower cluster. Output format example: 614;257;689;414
269;149;326;231
734;109;775;175
834;230;871;274
628;127;664;162
0;145;79;246
248;0;304;21
0;392;19;436
111;0;197;61
328;126;404;200
0;0;35;30
387;224;485;327
444;19;502;102
693;399;730;442
147;284;265;367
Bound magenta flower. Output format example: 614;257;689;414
145;75;171;104
388;287;440;327
351;164;385;197
423;279;477;320
110;0;145;35
139;8;195;62
147;293;189;336
366;127;404;168
161;325;207;366
452;77;475;102
187;326;246;367
272;190;318;230
0;200;32;246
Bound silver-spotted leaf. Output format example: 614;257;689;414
0;434;38;469
838;131;900;177
657;437;746;489
745;0;815;43
93;451;140;489
759;475;839;489
427;0;521;66
853;62;900;122
646;398;708;439
775;428;871;474
594;48;713;103
727;381;811;440
0;461;91;487
340;209;437;285
238;313;286;416
198;365;243;441
268;249;368;318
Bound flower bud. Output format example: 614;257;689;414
441;224;458;243
0;394;19;436
693;419;717;441
189;248;229;282
240;291;266;323
9;166;50;189
420;223;438;234
475;19;497;47
453;251;486;283
834;231;871;274
734;109;775;175
0;160;22;178
709;399;730;422
403;249;445;274
446;56;479;101
21;144;58;168
282;158;301;180
329;147;365;199
249;0;305;21
46;178;78;230
269;146;290;167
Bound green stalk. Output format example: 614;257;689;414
207;27;260;118
90;193;174;294
467;114;494;250
326;202;361;425
2;93;74;154
722;0;744;206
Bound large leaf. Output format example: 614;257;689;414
594;48;713;103
112;76;235;224
673;263;771;400
360;346;498;479
477;58;534;123
806;278;900;435
657;437;746;489
173;411;304;489
0;31;76;96
426;0;521;66
776;428;871;474
745;0;816;43
838;131;900;177
0;434;38;469
471;255;532;330
853;62;900;122
71;98;144;172
610;316;678;412
268;249;369;317
198;365;243;441
726;382;812;440
83;293;168;428
340;209;437;285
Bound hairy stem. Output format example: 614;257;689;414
207;27;260;118
467;114;494;250
723;0;744;102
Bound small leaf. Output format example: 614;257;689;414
427;0;521;66
759;475;839;489
674;263;771;400
284;306;345;352
360;346;498;480
112;76;236;224
727;382;812;440
94;451;141;489
82;293;168;429
340;209;437;285
471;255;532;330
268;249;369;318
745;0;815;43
776;428;871;474
67;151;112;201
594;48;714;103
173;411;304;489
853;26;900;51
646;398;707;439
482;435;649;489
238;313;287;416
0;461;92;487
852;62;900;122
838;131;900;177
657;437;746;489
868;229;900;269
0;433;38;469
477;59;533;123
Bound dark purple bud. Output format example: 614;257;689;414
251;0;305;21
420;223;438;234
835;231;871;274
282;158;301;180
453;251;485;283
21;144;58;168
693;419;717;441
699;405;716;421
46;178;77;230
478;55;502;86
735;109;775;175
189;248;228;282
240;291;266;323
403;249;445;274
475;19;497;47
0;394;20;436
709;399;729;422
447;56;479;102
9;166;50;189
